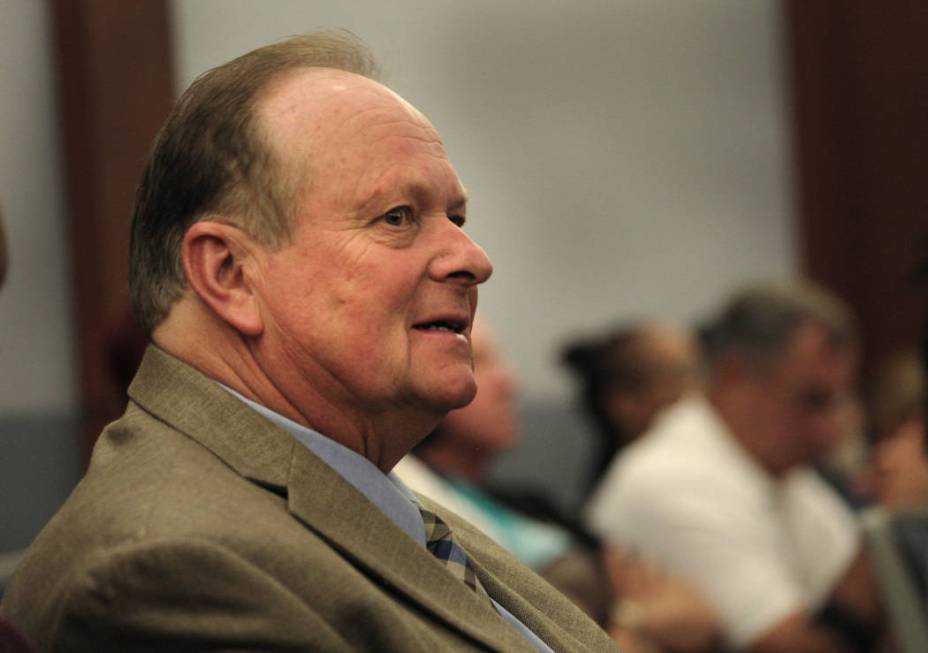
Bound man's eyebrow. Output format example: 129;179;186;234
358;182;469;212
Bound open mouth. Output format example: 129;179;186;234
412;319;467;335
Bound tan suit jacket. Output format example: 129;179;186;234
1;347;616;652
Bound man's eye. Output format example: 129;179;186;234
383;206;412;226
449;214;466;227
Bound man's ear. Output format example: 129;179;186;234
182;221;264;337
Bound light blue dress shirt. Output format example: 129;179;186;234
224;388;555;653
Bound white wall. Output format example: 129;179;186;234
173;0;797;402
0;0;76;413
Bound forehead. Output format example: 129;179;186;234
776;322;856;382
640;327;695;363
258;68;458;194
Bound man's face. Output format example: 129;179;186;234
873;419;928;508
745;323;857;474
252;70;493;428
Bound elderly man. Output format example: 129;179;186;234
0;34;615;653
587;283;882;653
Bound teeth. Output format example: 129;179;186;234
418;321;462;333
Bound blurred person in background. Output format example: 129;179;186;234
398;320;722;652
864;350;928;509
562;322;701;501
396;319;576;569
586;281;883;653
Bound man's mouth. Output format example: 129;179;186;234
412;319;468;335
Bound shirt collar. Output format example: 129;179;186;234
221;386;426;547
220;388;554;652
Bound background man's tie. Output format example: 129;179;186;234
419;507;493;606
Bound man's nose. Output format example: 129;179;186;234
429;218;493;286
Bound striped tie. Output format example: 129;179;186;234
419;507;492;606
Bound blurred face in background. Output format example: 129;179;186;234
440;320;519;457
605;326;699;443
742;322;858;475
872;419;928;508
861;350;928;508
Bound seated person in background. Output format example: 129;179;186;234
586;281;884;653
0;33;617;653
864;349;928;509
396;319;574;569
561;321;700;501
858;349;928;638
397;320;722;652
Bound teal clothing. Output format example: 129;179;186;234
445;478;573;569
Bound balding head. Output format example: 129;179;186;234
256;67;446;216
145;38;491;468
129;32;380;333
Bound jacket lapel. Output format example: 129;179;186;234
468;554;594;653
285;440;539;652
129;347;539;652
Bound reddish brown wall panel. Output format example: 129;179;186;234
52;0;174;459
783;0;928;378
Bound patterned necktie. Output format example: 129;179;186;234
419;506;493;606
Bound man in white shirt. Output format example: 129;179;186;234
587;282;882;653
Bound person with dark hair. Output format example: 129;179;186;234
562;322;700;498
587;281;883;653
0;33;615;652
865;350;928;509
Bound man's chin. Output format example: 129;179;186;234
418;376;478;413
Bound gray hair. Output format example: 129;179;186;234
698;281;857;374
